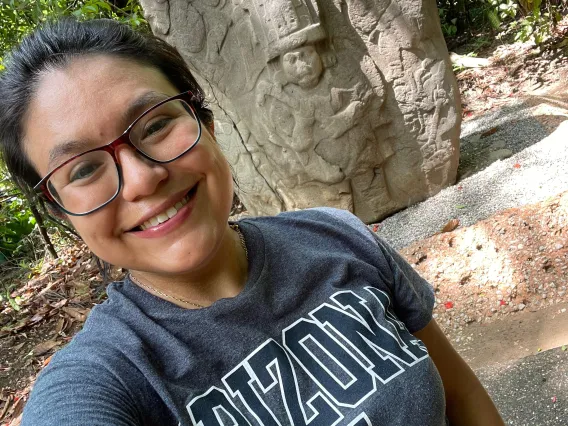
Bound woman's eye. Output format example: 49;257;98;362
70;163;100;182
142;117;172;139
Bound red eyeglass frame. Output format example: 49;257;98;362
33;91;202;216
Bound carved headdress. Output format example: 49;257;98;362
253;0;326;61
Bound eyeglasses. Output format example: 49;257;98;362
34;91;202;216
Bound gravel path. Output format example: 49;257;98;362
377;106;568;249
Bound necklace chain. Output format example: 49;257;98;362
129;224;247;309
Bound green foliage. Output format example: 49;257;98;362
439;6;458;37
509;0;562;44
486;0;518;27
0;170;36;260
436;0;563;45
0;0;147;69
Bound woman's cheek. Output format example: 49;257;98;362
70;213;114;246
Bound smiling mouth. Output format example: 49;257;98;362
129;184;198;232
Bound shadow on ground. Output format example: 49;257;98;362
458;98;568;180
476;346;568;426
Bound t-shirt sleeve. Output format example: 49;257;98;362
314;207;435;333
370;232;435;333
21;357;142;426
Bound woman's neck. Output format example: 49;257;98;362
129;224;248;308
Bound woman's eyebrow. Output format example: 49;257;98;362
47;139;90;172
122;91;169;125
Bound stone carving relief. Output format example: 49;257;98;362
139;0;461;222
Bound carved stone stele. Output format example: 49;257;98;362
140;0;461;223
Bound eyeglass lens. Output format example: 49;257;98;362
47;99;199;214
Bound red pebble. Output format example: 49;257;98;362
513;163;521;169
500;300;506;306
444;301;454;309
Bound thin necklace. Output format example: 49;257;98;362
129;224;248;309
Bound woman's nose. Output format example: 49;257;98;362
116;145;168;202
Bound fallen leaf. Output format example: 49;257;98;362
481;127;498;138
11;342;24;351
8;412;23;426
552;396;557;403
371;224;380;232
562;345;567;351
29;313;45;324
32;340;60;357
49;299;68;309
62;307;88;322
455;204;467;209
54;318;65;335
11;318;31;332
42;355;53;367
9;397;25;422
441;219;460;233
0;395;12;420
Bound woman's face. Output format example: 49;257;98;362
23;55;234;275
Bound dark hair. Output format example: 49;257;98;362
0;18;213;196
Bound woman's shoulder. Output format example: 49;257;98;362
241;207;376;243
23;281;150;417
48;280;145;361
21;297;148;425
242;207;367;228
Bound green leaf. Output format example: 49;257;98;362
486;9;501;30
6;292;20;312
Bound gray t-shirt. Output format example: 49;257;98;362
22;208;446;426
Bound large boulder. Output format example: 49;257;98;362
140;0;461;223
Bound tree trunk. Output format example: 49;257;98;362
13;180;58;259
28;200;57;259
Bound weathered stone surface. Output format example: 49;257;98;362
140;0;461;222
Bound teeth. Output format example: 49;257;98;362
137;189;194;231
166;207;177;219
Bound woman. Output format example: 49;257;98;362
0;19;503;426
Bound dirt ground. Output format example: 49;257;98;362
400;191;568;342
2;26;568;426
0;245;109;424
